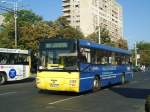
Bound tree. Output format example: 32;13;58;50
18;21;54;51
100;27;111;44
0;13;84;51
136;41;150;66
86;27;111;45
117;38;128;50
3;10;42;25
0;21;15;48
0;10;43;49
42;17;84;39
53;17;84;39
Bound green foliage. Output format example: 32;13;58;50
3;10;42;25
53;17;84;39
101;28;111;44
0;11;84;52
86;27;111;45
86;27;128;50
0;10;43;49
136;41;150;66
86;33;98;43
18;21;53;51
0;22;15;48
18;10;42;24
117;39;128;50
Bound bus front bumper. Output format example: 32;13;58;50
36;72;80;93
36;77;80;93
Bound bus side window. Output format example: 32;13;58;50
91;50;97;64
1;58;7;64
109;57;112;64
79;53;87;63
96;50;108;64
122;56;127;64
101;57;106;64
79;48;90;63
79;48;85;63
116;56;122;65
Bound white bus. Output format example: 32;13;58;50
0;48;31;84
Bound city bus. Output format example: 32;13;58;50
0;48;31;84
36;39;133;93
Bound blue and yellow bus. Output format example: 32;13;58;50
36;39;133;93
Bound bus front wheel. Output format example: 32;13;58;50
92;76;101;92
0;73;7;85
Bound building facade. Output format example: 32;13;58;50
62;0;123;42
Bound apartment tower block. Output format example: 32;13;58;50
62;0;123;42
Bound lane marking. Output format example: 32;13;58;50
0;92;17;96
48;95;82;105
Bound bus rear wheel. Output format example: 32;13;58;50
0;73;7;85
92;76;101;92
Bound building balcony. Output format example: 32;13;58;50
62;0;69;2
63;13;71;17
62;2;70;7
62;7;70;12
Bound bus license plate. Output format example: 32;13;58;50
50;83;59;87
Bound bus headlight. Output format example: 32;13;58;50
39;66;45;70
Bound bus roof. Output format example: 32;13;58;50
39;38;130;55
79;39;131;55
0;48;29;54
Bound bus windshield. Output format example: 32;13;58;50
38;40;78;71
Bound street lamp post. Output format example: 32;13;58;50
14;2;18;48
98;15;101;44
134;42;138;66
98;1;101;44
1;0;18;48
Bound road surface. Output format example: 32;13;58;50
0;71;150;112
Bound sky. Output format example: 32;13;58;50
117;0;150;48
2;0;150;48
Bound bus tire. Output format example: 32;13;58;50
121;74;125;85
0;73;7;85
92;76;101;92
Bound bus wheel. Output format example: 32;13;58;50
121;74;125;85
0;73;7;85
92;76;100;92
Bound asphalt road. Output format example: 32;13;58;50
0;71;150;112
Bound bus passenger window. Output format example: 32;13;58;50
109;57;112;64
97;57;102;64
101;57;108;64
79;48;90;63
91;50;96;64
79;53;87;63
